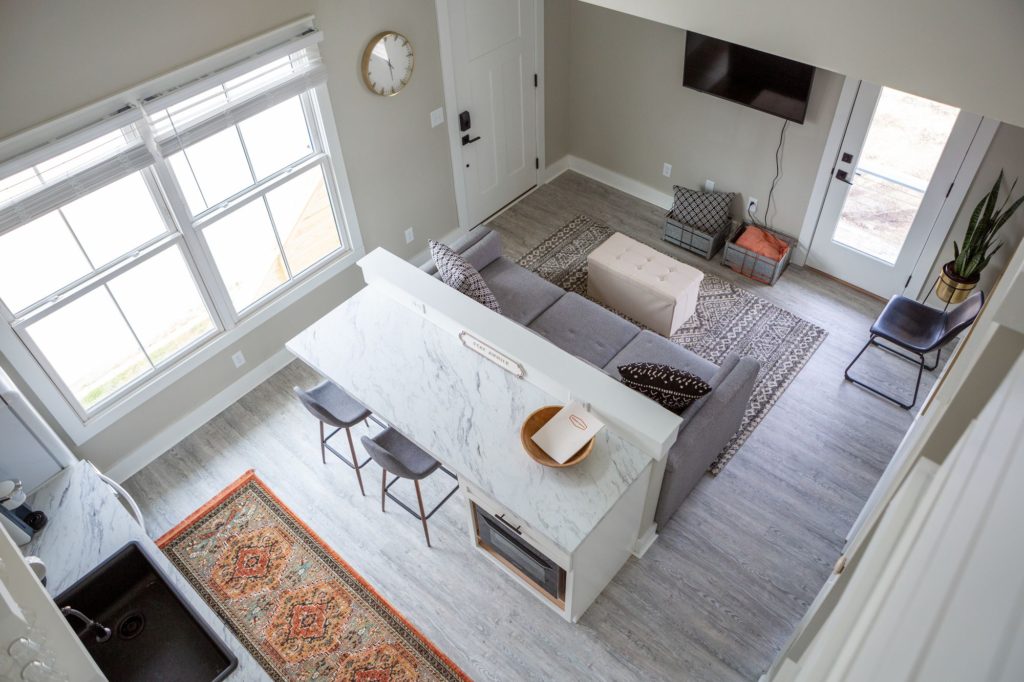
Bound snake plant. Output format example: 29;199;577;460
952;170;1024;280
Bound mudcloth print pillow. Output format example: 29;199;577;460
618;362;712;413
670;187;735;236
429;240;502;313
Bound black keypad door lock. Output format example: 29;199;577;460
459;110;472;132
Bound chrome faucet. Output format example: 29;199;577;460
60;606;112;642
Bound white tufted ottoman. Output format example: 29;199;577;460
587;232;703;337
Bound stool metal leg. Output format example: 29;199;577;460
345;428;366;496
381;469;387;513
319;422;326;464
414;480;430;547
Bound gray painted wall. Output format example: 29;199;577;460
0;0;459;472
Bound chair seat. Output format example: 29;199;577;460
870;295;947;353
297;381;371;428
365;428;441;480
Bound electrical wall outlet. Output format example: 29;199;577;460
430;107;445;128
747;197;759;219
704;179;715;192
662;163;673;178
231;351;246;369
404;227;415;244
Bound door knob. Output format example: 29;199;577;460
835;169;853;185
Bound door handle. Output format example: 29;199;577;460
835;169;854;185
462;134;481;146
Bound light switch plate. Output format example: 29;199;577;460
704;179;715;192
662;163;672;178
231;351;246;368
430;108;445;128
405;227;415;244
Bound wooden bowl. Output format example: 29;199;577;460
520;405;595;468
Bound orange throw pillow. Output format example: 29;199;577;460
735;226;789;262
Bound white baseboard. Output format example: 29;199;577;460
567;155;673;211
632;523;659;558
104;347;295;483
541;154;571;184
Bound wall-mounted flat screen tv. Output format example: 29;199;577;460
683;32;816;124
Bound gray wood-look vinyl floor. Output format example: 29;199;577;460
125;172;940;681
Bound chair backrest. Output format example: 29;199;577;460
360;434;419;479
941;291;985;342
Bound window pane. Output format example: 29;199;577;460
168;152;207;214
203;200;287;310
238;98;313;179
60;172;167;266
0;212;91;312
106;248;215;364
173;127;253;213
25;288;150;409
266;166;341;274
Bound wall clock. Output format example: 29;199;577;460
361;31;414;97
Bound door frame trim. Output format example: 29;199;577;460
434;0;545;230
796;77;998;300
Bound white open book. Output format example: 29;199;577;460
530;401;605;464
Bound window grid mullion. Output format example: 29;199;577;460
102;283;156;370
261;194;294;280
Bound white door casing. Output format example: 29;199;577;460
440;0;540;228
803;80;995;299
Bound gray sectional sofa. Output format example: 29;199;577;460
424;227;760;528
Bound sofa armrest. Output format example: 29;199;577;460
420;227;503;275
654;352;759;528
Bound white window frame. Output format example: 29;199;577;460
0;16;364;444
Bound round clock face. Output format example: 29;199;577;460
362;32;414;97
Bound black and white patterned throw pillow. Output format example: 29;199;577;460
670;187;735;236
618;362;712;413
429;240;502;313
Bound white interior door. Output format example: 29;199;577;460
807;82;983;298
446;0;538;227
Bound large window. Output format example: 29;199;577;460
0;29;357;424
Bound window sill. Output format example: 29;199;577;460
0;245;363;445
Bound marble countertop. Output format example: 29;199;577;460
24;461;267;680
287;285;651;554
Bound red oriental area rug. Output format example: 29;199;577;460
157;470;470;681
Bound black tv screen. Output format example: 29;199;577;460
683;33;816;124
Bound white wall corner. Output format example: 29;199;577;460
104;347;295;483
567;155;674;210
542;154;571;184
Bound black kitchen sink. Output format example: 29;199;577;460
55;542;237;681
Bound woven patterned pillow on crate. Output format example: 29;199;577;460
670;187;735;235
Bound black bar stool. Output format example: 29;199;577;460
361;428;458;547
294;381;373;495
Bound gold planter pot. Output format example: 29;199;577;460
935;261;979;304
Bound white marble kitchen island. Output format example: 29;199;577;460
287;251;678;621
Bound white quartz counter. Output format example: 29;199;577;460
287;285;652;554
24;461;267;680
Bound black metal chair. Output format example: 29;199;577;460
361;428;458;547
845;291;984;409
294;381;374;495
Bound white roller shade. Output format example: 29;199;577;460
0;108;152;234
144;31;326;157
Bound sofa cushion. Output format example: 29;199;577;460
603;330;718;383
479;257;564;325
618;362;712;414
430;240;502;313
528;292;640;368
